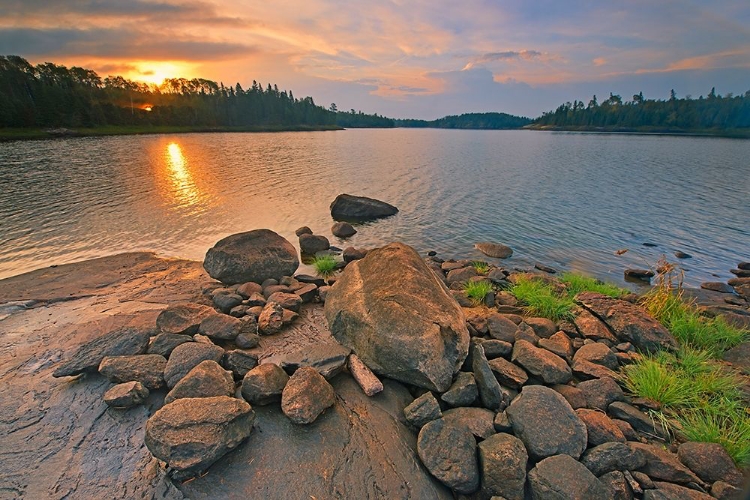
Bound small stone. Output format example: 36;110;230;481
261;343;350;379
198;313;243;340
222;350;259;378
475;242;513;259
258;301;284;335
442;407;496;440
534;263;557;274
281;366;336;424
295;226;313;236
281;308;299;325
262;284;291;299
347;354;383;396
674;251;692;259
480;339;512;359
103;381;150;408
236;281;262;298
573;342;619;370
404;392;442;428
342;246;367;263
552;384;588;409
240;363;289;405
572;358;620;381
331;222;357;238
163;342;224;388
293;283;318;303
266;292;303;313
488;357;528;389
235;331;260;349
613;419;639;441
577;376;626;411
525;317;557;338
245;292;267;307
164;360;235;404
577;408;627;446
441;371;478;407
147;333;192;358
299;233;330;254
700;282;735;293
213;293;243;313
511;340;572;385
494;411;513;433
473;342;505;410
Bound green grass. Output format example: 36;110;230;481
471;261;490;274
311;254;337;278
560;272;628;298
678;408;750;466
464;280;494;305
509;276;575;321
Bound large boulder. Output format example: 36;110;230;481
325;242;469;392
330;193;398;220
144;396;255;477
203;229;299;285
53;326;151;377
575;292;678;353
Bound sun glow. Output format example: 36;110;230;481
165;142;200;208
129;62;194;85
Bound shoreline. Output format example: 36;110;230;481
524;124;750;139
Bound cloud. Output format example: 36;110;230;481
462;50;549;70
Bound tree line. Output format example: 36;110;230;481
395;112;530;129
533;89;750;131
0;55;377;130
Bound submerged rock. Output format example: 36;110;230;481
474;242;513;259
329;193;398;220
331;222;357;238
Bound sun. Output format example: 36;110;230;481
128;62;194;85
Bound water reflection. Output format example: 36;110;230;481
164;142;202;209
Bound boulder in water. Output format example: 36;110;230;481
329;194;398;220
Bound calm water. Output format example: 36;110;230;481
0;129;748;287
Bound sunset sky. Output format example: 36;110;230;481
1;0;749;119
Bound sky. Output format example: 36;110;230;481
1;0;749;119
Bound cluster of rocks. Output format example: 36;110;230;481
701;261;750;303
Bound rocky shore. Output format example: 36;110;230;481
1;201;748;499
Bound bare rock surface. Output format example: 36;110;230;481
164;360;234;404
98;354;167;389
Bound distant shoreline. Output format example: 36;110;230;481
0;124;344;142
524;124;750;139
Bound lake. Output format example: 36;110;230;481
1;129;748;287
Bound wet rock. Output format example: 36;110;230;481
203;229;299;285
261;343;350;379
674;251;692;259
512;339;572;384
488;356;528;389
677;442;743;485
629;442;702;484
147;332;192;357
417;418;480;494
575;292;678;353
165;360;235;404
342;246;367;263
574;342;619;370
330;193;398;220
577;408;627;446
145;396;255;477
347;353;383;396
625;269;655;282
258;301;284;335
222;349;258;378
163;342;224;388
299;233;331;254
582;442;647;476
331;222;357;238
156;303;215;335
198;313;243;340
404;392;442;428
103;381;150;408
240;363;289;405
535;263;557;274
325;242;469;392
99;354;167;390
53;326;151;377
608;402;670;439
479;432;527;500
701;282;735;293
730;269;750;278
472;342;505;410
440;371;478;407
506;385;588;461
577;376;626;411
281;366;336;424
475;242;513;259
442;407;496;440
528;454;611;500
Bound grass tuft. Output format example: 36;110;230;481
509;276;575;321
464;280;493;306
560;272;627;298
311;254;337;278
471;261;490;274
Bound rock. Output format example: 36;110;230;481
553;384;588;409
515;323;541;345
293;283;318;303
711;480;743;499
417;418;480;494
203;229;299;285
145;396;255;477
240;363;289;405
525;317;557;338
245;292;267;307
347;354;383;396
472;342;505;410
506;385;588;461
98;354;167;390
730;269;750;278
235;330;260;349
608;402;670;439
317;285;331;302
613;419;639;441
446;266;478;286
103;381;150;408
342;246;367;263
575;308;618;343
479;433;528;500
582;442;647;476
221;349;258;378
629;442;702;484
262;283;290;298
528;454;612;500
281;366;336;424
739;262;750;271
163;342;224;388
404;392;442;428
295;226;313;236
147;332;192;357
651;482;713;499
577;409;627;446
701;282;735;293
475;242;513;259
164;360;235;404
574;342;619;370
325;242;469;392
493;411;513;433
674;251;692;259
329;193;398;220
442;407;496;440
577;376;625;411
599;470;634;500
53;326;151;377
572;358;620;380
538;331;574;361
575;292;678;353
488;356;528;389
258;301;284;335
295;274;327;286
441;371;478;407
156;303;215;335
213;292;243;313
480;338;513;359
198;313;242;340
512;339;572;385
625;269;655;281
236;281;262;298
331;222;357;238
535;263;557;274
299;233;331;254
677;442;743;485
261;343;350;379
266;292;303;313
722;342;750;374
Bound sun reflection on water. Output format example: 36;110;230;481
165;142;202;209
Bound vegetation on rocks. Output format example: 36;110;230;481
463;280;493;305
311;254;337;278
470;261;490;274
